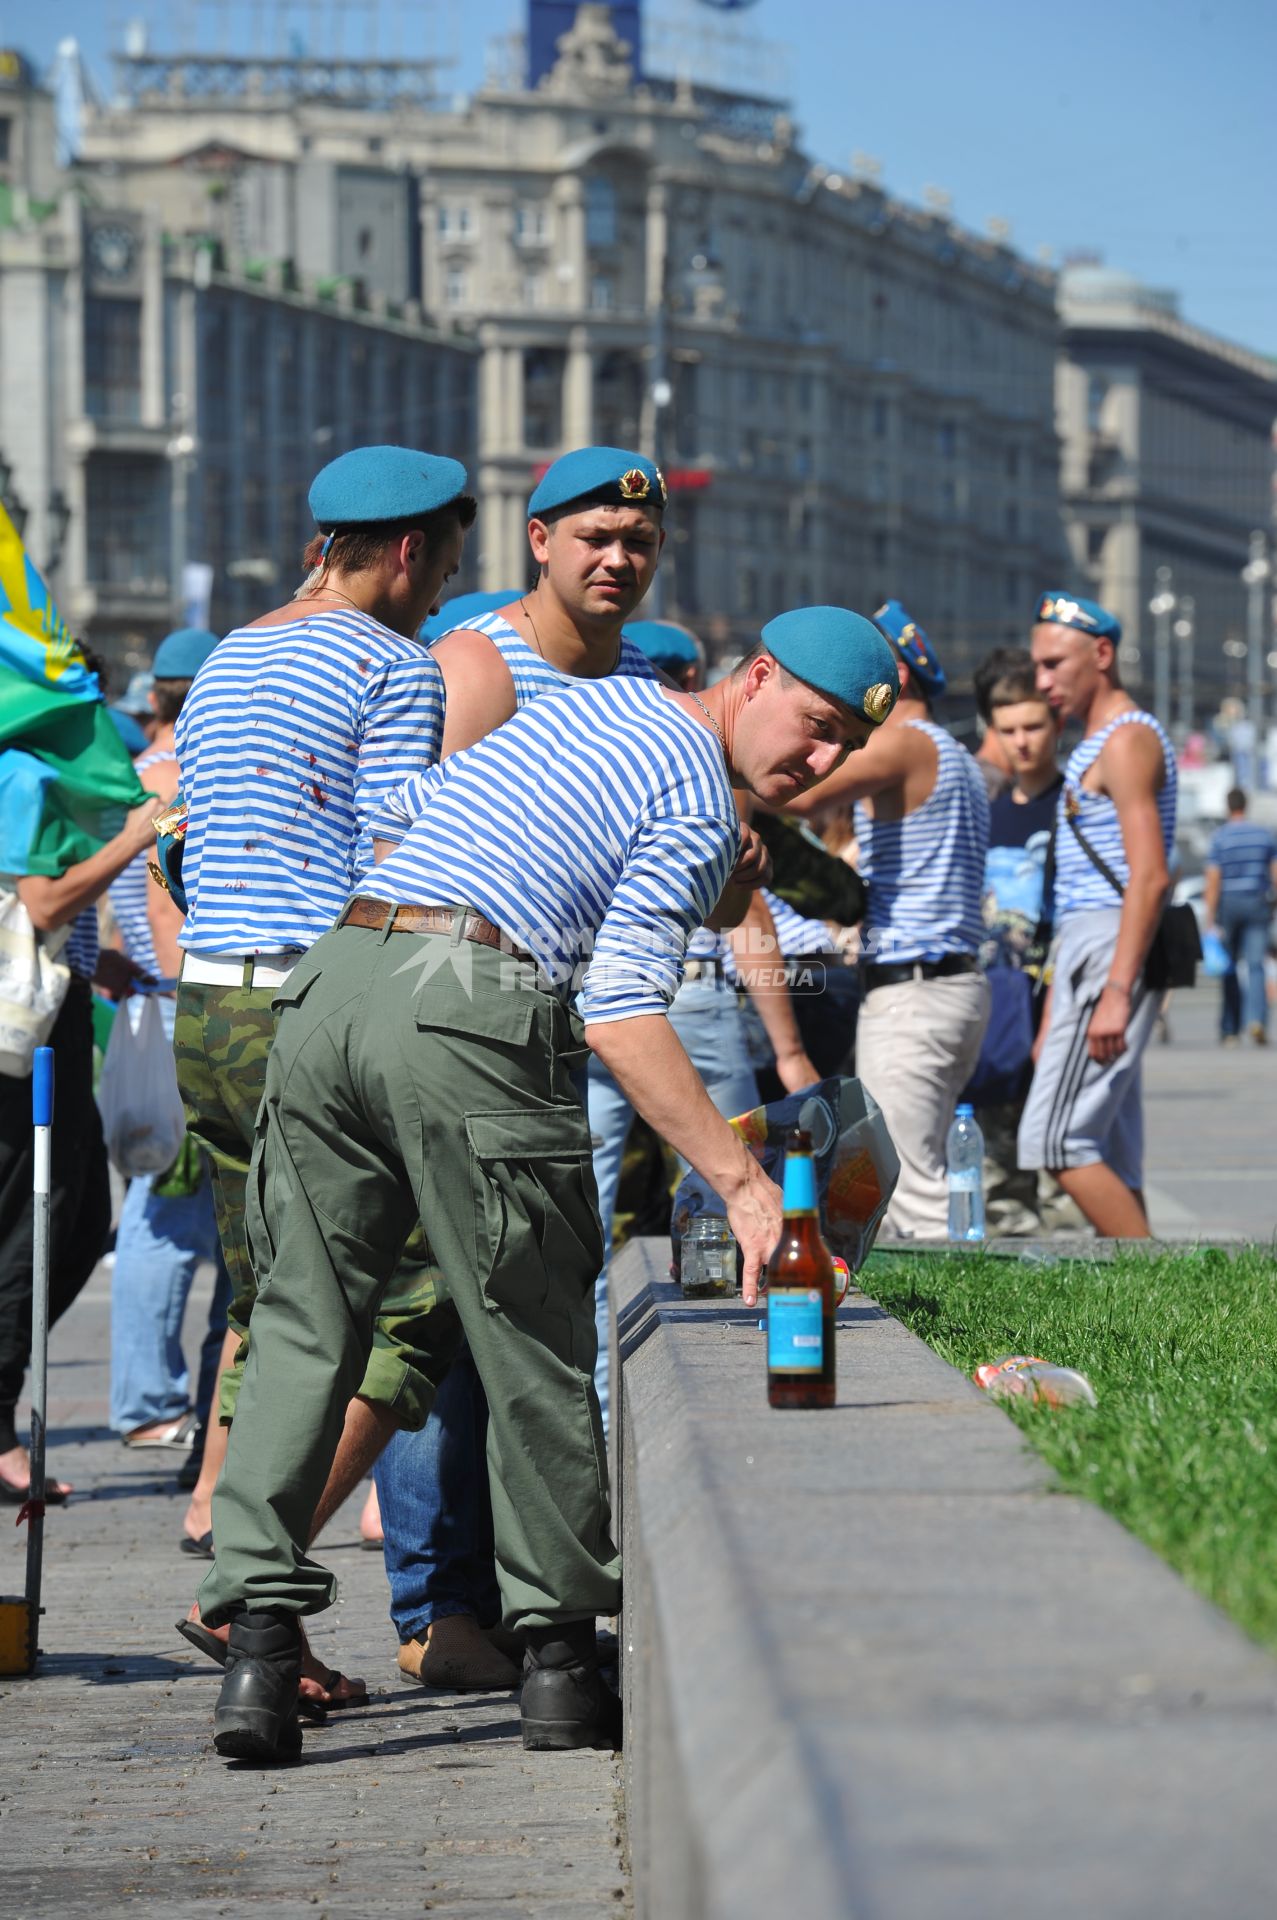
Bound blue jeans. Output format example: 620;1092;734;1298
108;994;232;1434
373;1347;500;1641
1218;897;1271;1036
109;1165;232;1433
587;976;760;1427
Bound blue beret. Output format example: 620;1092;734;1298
309;445;469;530
623;619;700;667
528;446;666;519
152;627;220;679
873;600;947;697
1034;591;1121;644
760;607;900;726
420;590;520;644
108;706;149;757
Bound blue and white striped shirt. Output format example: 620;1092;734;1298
370;677;738;1024
439;609;659;702
109;745;174;980
1205;819;1277;903
1055;711;1177;920
721;890;833;986
64;904;99;981
175;610;444;955
855;721;989;962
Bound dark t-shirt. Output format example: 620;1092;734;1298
981;773;1062;963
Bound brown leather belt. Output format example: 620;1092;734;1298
340;896;531;961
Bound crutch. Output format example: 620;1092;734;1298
0;1045;53;1676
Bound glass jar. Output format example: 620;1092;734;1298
679;1214;737;1297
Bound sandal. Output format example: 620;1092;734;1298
0;1476;70;1507
122;1411;198;1450
179;1530;214;1559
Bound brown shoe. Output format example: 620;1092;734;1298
398;1616;520;1692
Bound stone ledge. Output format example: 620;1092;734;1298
612;1237;1277;1920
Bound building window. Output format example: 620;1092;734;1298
1006;445;1020;479
590;276;614;313
937;420;956;458
796;371;814;413
1005;568;1020;608
1087;375;1108;431
85;456;168;589
940;477;957;518
523;347;564;450
584;176;618;250
871;396;889;438
357;226;374;261
794;439;812;479
1005;502;1019;539
84;297;142;422
740;568;759;615
515;203;550;243
437;204;474;240
522;273;542;310
0;119;11;165
444;267;468;306
594;351;642;447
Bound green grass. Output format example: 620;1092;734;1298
863;1244;1277;1656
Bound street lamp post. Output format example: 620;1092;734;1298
1173;596;1195;737
1242;530;1271;746
1149;565;1175;729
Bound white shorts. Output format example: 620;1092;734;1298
1017;910;1159;1191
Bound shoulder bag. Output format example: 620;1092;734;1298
1063;800;1200;992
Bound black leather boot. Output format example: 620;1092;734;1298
520;1621;622;1752
212;1610;304;1762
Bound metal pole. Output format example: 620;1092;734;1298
1243;530;1270;765
25;1045;53;1673
1174;596;1195;738
1150;565;1174;728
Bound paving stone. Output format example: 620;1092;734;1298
0;1272;627;1919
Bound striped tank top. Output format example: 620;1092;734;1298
855;720;990;963
370;676;738;1023
175;609;444;955
442;609;659;705
109;744;175;980
1054;710;1177;920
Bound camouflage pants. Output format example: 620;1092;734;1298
173;973;460;1428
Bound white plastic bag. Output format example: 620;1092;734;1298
0;885;71;1078
98;993;187;1176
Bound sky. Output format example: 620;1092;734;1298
15;0;1277;356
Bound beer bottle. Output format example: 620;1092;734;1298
766;1127;837;1409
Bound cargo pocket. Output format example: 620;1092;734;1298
465;1107;603;1318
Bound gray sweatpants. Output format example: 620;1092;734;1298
1018;909;1159;1190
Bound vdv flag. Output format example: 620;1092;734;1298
0;500;146;875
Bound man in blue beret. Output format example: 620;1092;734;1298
623;618;703;689
106;627;232;1490
170;446;476;1708
199;605;894;1761
367;460;776;1694
784;599;991;1238
1018;591;1177;1237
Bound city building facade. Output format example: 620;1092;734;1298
1057;264;1277;721
73;3;1065;681
0;52;478;675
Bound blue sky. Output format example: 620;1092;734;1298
22;0;1277;354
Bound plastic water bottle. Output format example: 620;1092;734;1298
946;1103;985;1243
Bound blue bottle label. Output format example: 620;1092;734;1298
781;1151;818;1213
768;1289;824;1373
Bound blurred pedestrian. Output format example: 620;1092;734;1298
972;646;1024;802
106;628;233;1545
786;600;990;1238
1019;593;1176;1238
172;444;475;1705
1203;787;1277;1046
964;651;1062;1234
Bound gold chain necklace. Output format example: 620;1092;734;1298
521;594;621;676
310;583;361;614
688;691;728;756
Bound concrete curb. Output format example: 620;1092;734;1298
612;1237;1277;1920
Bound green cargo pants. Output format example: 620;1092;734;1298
198;919;620;1633
174;970;460;1427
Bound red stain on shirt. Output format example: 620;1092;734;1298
311;782;327;810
